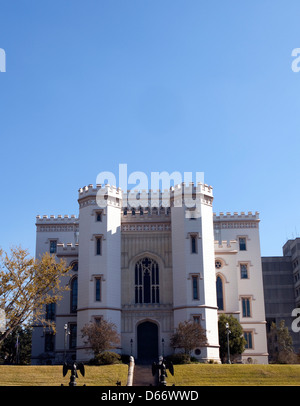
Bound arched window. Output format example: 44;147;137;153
70;277;78;313
216;275;224;310
135;257;159;304
70;261;78;272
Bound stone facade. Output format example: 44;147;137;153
31;183;268;364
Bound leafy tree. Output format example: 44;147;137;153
218;314;246;363
268;320;297;364
0;325;32;364
0;246;71;344
170;320;207;356
81;319;120;355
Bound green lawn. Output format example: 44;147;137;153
166;364;300;386
1;364;300;386
0;365;129;386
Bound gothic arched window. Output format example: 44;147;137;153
70;276;78;313
216;275;224;310
135;257;159;304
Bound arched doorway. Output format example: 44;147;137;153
137;321;158;361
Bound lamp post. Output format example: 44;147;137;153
15;333;20;364
225;322;231;364
64;323;70;363
161;338;165;358
130;338;133;356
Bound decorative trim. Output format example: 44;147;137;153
241;320;267;325
187;272;203;280
77;306;122;312
214;222;258;229
37;225;79;232
90;273;106;282
121;223;171;232
55;314;77;318
78;198;97;208
173;305;218;311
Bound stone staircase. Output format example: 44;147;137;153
132;364;156;386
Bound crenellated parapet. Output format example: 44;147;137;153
214;239;238;250
213;211;260;229
171;182;213;195
78;183;122;197
36;214;78;222
35;214;79;232
213;211;259;220
56;242;79;257
78;183;122;209
171;182;213;208
77;182;213;210
36;214;79;232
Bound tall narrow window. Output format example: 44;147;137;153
50;240;57;254
242;297;251;317
192;276;199;300
244;331;253;349
240;264;248;279
95;277;101;301
69;324;77;349
45;303;56;321
239;237;247;251
96;237;102;255
191;235;197;254
94;316;103;325
96;211;102;222
70;277;78;313
216;276;224;310
134;257;159;304
70;261;78;272
44;333;55;352
193;315;201;324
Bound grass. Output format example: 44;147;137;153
166;364;300;386
1;364;300;386
0;364;129;386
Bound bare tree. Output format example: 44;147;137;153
81;319;120;355
170;320;207;355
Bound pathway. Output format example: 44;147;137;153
132;364;156;386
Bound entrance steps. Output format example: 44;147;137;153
132;364;156;386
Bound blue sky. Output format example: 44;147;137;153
0;0;300;257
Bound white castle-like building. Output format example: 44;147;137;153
31;182;268;364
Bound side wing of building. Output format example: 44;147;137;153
31;215;79;365
213;212;268;364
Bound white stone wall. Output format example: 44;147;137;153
76;185;122;362
171;185;220;362
214;212;268;364
31;216;79;364
31;185;268;365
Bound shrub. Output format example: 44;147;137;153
120;354;131;364
167;353;191;364
89;351;121;365
190;356;200;363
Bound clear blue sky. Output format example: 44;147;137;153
0;0;300;257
